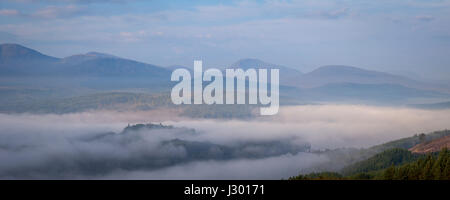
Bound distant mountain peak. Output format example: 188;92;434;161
1;43;25;48
166;65;192;71
62;51;118;64
231;58;274;69
237;58;262;62
65;51;117;59
229;58;304;86
312;65;378;73
294;64;431;89
231;58;302;73
0;43;58;62
235;58;265;63
0;43;27;49
85;52;117;58
307;65;400;79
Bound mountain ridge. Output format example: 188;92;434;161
0;43;59;62
0;43;419;82
0;43;171;78
1;43;449;97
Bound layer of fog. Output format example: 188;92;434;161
100;153;326;180
0;105;449;179
168;105;450;149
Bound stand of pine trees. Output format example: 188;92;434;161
383;148;450;180
290;148;450;180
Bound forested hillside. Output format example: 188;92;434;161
291;130;450;180
290;148;449;180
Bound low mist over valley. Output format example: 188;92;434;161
1;105;449;179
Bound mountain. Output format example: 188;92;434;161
229;58;303;86
0;44;60;76
222;60;450;103
166;65;193;73
409;135;450;154
227;61;447;94
0;43;58;63
302;82;449;103
230;58;299;72
296;65;425;89
0;43;171;79
61;52;117;65
1;44;449;104
62;55;170;77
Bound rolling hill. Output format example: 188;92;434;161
294;65;443;93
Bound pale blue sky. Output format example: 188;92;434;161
1;0;450;80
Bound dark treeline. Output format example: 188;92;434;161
290;148;450;180
383;148;450;180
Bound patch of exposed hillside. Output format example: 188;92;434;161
409;135;450;153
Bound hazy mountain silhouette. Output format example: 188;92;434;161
0;43;58;62
0;44;60;76
1;43;449;104
62;54;170;77
229;58;303;86
297;65;425;89
61;52;117;65
166;65;193;73
0;43;171;78
303;82;447;103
